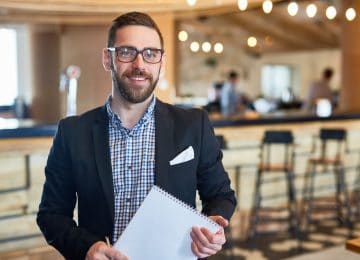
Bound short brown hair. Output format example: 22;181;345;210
323;67;334;80
107;12;164;48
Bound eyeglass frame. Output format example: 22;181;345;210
107;46;164;64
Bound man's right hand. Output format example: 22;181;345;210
85;241;129;260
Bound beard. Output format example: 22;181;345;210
112;67;160;104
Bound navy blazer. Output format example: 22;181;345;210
37;99;236;260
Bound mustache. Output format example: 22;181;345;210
123;68;152;79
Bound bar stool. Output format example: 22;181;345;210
248;130;300;246
302;128;352;234
352;167;360;221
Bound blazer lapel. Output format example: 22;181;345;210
155;100;174;190
92;107;114;222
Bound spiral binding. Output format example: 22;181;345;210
153;185;219;228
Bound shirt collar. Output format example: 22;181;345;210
105;95;156;132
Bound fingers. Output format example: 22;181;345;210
104;248;129;260
190;226;225;258
201;227;226;245
209;215;229;228
191;241;213;259
86;241;128;260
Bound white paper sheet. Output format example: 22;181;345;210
114;185;220;260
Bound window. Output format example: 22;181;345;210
0;28;18;106
261;64;293;99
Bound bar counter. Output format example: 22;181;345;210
2;111;360;138
0;118;57;139
210;110;360;127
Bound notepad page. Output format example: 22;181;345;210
114;186;220;260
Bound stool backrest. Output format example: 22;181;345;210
261;130;294;169
320;129;346;140
263;130;294;144
318;128;347;159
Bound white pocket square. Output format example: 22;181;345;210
169;146;194;166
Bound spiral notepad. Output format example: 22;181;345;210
114;185;220;260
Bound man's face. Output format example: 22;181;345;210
108;25;164;104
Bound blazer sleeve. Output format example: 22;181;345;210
37;119;101;260
196;111;237;220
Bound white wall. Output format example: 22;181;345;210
257;49;341;99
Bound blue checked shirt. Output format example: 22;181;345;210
106;96;156;243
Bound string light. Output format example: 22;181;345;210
326;5;337;20
306;3;317;18
202;42;212;53
345;7;356;21
190;41;200;52
186;0;196;7
214;42;224;54
238;0;248;11
287;1;299;17
247;36;257;47
178;31;188;42
262;0;273;14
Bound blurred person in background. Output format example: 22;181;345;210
220;70;239;116
304;67;334;111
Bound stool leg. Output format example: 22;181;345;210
304;164;316;236
355;168;360;219
338;164;352;230
287;170;301;243
335;164;343;224
302;163;311;219
248;168;263;246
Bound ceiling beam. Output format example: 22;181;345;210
223;12;310;50
262;6;339;48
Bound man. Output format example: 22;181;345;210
37;12;236;260
220;70;239;116
304;67;334;111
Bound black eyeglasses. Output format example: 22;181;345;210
107;46;164;64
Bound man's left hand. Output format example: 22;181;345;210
190;215;229;259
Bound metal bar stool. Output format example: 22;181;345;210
347;146;360;222
302;128;352;235
248;130;301;246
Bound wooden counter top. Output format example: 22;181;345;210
210;110;360;128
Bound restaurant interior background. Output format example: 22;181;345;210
1;0;360;259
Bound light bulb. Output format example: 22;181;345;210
262;0;273;14
190;41;199;52
187;0;196;6
178;31;188;42
247;37;257;47
346;7;356;21
202;42;212;53
287;2;299;16
214;42;224;54
238;0;248;11
306;3;317;18
326;6;337;20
